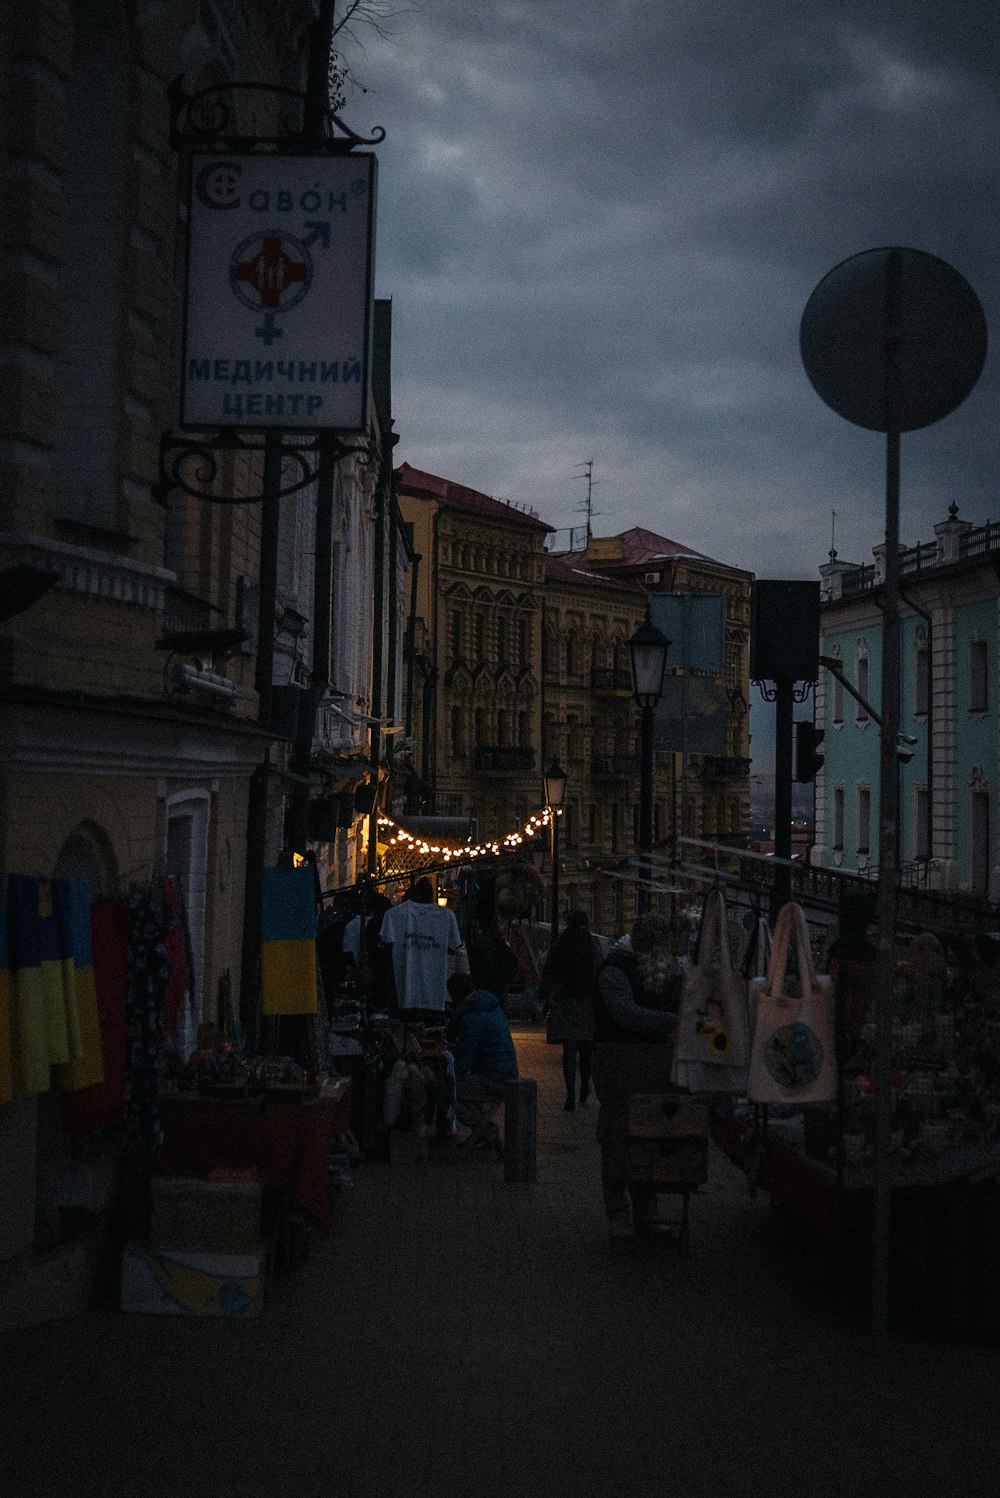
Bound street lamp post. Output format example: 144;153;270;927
543;760;568;943
628;615;671;915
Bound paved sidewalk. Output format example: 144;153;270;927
2;1028;1000;1498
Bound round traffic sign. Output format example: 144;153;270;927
800;247;987;432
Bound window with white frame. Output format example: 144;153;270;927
857;784;871;856
164;791;210;1035
856;647;870;723
915;634;930;717
971;788;990;891
915;784;929;861
831;661;844;725
970;638;989;713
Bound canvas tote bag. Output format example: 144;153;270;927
748;901;836;1104
670;889;751;1093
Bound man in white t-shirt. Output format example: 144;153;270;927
379;879;464;1013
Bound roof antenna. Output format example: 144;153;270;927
572;459;600;546
830;508;838;561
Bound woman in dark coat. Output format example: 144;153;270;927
538;911;599;1111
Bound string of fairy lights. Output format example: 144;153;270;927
377;806;558;864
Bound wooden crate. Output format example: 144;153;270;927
627;1137;709;1187
626;1094;709;1141
150;1176;262;1254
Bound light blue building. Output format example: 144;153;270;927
816;506;999;904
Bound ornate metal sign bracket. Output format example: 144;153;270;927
167;76;385;155
752;678;814;705
155;429;369;507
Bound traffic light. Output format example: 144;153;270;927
794;720;825;782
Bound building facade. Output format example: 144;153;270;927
397;470;754;935
816;507;1000;903
396;462;551;840
0;0;399;1325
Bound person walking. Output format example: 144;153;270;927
592;911;679;1236
538;910;599;1111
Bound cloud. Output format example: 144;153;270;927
352;0;999;580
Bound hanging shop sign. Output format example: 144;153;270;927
181;152;377;432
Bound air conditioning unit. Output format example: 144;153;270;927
644;571;662;584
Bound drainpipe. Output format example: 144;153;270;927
429;505;441;808
405;548;421;739
387;468;400;723
899;585;933;865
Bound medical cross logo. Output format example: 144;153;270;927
229;231;313;313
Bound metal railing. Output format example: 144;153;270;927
840;565;877;597
474;746;534;773
900;540;938;575
959;521;1000;561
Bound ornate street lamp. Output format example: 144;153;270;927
628;616;670;913
543;760;568;942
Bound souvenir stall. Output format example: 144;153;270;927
698;887;1000;1335
138;866;357;1314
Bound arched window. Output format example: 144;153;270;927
163;790;211;1027
52;822;118;897
855;643;870;724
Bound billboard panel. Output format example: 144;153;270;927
648;593;725;673
653;677;727;754
182;153;377;431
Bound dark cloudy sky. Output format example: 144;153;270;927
351;0;999;585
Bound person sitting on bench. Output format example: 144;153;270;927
447;973;518;1128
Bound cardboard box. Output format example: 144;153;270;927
150;1176;263;1253
626;1095;709;1141
627;1137;709;1187
121;1240;267;1317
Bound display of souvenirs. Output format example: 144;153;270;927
836;933;1000;1166
173;1039;310;1097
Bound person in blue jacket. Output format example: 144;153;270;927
447;972;519;1101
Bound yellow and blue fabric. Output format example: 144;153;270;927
9;875;71;1092
0;879;13;1105
260;867;317;1016
55;878;104;1093
6;875;99;1096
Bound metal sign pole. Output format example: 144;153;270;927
800;244;986;1345
871;250;903;1346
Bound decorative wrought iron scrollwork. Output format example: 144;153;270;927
751;678;815;704
156;429;369;507
168;76;385;153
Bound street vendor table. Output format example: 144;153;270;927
710;1111;1000;1334
159;1082;351;1234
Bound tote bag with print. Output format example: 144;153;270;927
748;901;836;1105
670;889;751;1094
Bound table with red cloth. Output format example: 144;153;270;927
159;1084;350;1234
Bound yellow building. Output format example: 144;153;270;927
580;528;753;855
397;466;753;934
0;0;379;1328
396;463;551;839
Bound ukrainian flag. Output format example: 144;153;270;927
55;879;104;1093
0;878;13;1105
8;875;78;1092
260;867;317;1016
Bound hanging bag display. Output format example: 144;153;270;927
670;888;751;1093
748;901;836;1105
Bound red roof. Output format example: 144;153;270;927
595;526;717;569
396;462;551;532
544;554;644;593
